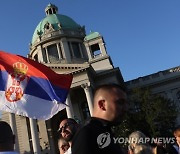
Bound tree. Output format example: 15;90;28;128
114;88;178;143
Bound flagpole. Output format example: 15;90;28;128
29;118;41;154
9;113;19;152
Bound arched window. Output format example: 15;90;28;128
68;42;83;59
72;42;81;58
42;43;63;63
42;48;48;63
34;54;38;62
47;44;59;63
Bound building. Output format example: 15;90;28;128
126;66;180;124
1;3;180;154
2;4;124;154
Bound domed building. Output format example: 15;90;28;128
2;4;125;153
29;3;124;123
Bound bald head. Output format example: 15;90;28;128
0;121;15;151
93;84;128;124
59;118;79;145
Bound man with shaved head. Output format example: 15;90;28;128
58;118;79;154
0;121;19;154
72;84;128;154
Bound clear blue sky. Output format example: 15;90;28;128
0;0;180;81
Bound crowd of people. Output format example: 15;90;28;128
0;83;180;154
57;84;180;154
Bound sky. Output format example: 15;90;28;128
0;0;180;81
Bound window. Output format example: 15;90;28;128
47;44;59;63
49;9;52;15
90;44;101;57
68;42;83;59
72;42;81;58
42;44;64;63
68;42;73;58
81;102;90;120
34;54;38;62
42;48;48;63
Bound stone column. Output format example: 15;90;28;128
81;83;94;116
99;42;106;55
66;95;74;118
61;38;71;63
84;43;93;60
29;118;41;154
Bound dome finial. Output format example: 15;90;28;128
45;3;58;16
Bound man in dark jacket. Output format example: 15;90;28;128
72;84;128;154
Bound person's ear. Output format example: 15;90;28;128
98;99;106;111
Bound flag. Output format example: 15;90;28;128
0;51;73;120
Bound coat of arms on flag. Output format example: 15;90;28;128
5;62;29;102
0;51;73;120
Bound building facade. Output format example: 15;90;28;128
2;4;124;154
1;3;180;154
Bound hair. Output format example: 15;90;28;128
60;118;78;126
174;125;180;133
129;131;147;147
94;83;127;94
93;83;127;102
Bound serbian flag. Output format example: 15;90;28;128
0;51;73;120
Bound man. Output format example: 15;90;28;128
128;131;152;154
173;126;180;153
0;121;19;154
72;84;128;154
58;118;79;154
166;125;180;154
58;137;70;154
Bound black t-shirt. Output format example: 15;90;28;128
72;117;123;154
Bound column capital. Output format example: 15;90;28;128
81;82;93;116
81;82;91;90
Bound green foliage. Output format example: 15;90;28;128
114;88;178;143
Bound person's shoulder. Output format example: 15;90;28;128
72;119;98;143
74;122;93;139
72;121;95;154
165;143;178;154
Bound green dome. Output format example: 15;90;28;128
32;14;81;44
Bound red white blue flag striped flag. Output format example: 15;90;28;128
0;51;73;120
